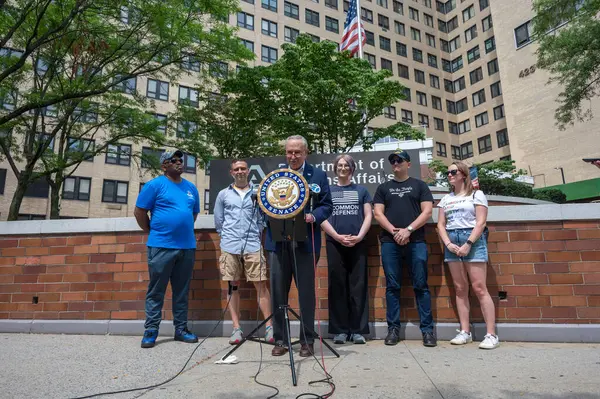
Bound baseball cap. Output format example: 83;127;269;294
388;150;410;163
159;149;184;164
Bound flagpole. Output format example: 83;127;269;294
356;0;364;59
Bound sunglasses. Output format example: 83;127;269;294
390;158;405;165
169;158;183;164
447;169;459;176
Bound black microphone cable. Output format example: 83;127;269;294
70;189;260;399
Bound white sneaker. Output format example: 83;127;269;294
479;334;500;349
450;330;473;345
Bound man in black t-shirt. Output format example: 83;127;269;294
373;150;436;347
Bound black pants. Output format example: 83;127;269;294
326;240;369;335
268;244;318;345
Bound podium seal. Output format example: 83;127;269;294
257;169;309;219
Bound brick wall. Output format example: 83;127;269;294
1;221;600;323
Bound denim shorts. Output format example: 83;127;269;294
444;228;488;263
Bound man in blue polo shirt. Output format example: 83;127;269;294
134;149;200;348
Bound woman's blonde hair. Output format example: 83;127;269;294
449;161;475;196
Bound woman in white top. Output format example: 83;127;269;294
437;161;499;349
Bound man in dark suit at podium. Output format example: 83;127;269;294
265;135;333;357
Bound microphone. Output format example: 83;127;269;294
251;186;258;204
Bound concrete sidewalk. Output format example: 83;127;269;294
1;333;599;399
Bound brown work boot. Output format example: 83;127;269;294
271;344;288;356
299;343;314;357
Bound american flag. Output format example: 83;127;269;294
340;0;366;56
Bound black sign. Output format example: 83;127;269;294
208;149;422;213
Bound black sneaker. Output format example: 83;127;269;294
423;332;437;347
384;328;400;346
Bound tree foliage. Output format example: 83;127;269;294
0;0;251;219
191;35;423;157
533;0;600;129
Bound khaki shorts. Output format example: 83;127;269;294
219;250;267;282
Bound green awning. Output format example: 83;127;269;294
538;178;600;201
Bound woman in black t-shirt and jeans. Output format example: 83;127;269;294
321;154;372;344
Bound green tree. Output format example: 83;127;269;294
533;0;600;128
0;0;251;220
194;35;423;156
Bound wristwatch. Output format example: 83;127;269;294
466;239;474;246
407;225;414;234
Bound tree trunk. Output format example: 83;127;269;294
7;169;32;221
49;180;61;219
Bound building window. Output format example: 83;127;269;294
409;7;419;22
449;36;460;52
461;141;474;159
402;87;411;102
463;5;474;22
184;153;197;174
467;46;480;63
361;7;374;23
497;129;509;147
393;0;403;14
494;104;505;120
306;9;320;26
177;120;198;138
417;91;427;106
395;21;405;35
470;67;483;85
446;99;456;114
488;58;499;75
204;190;210;211
451;145;461;160
63;177;91;201
142;147;164;168
500;155;512;161
241;39;255;53
262;19;278;37
106;144;131;166
365;53;376;68
261;45;278;63
432;96;442;110
418;113;429;127
478;135;492;154
439;19;447;33
102;180;128;204
178;86;199;107
472;89;486;107
491;81;502;98
482;15;493;32
434;117;444;131
426;33;436;48
451;56;463;72
67;138;95;162
485;36;496;53
515;20;533;48
377;0;388;8
181;53;201;71
378;14;390;29
442;59;451;72
475;111;489;127
424;13;434;27
465;25;477;43
284;1;299;19
73;103;98;124
384;106;397;119
411;27;421;42
415;69;425;84
479;0;489;10
0;168;5;195
365;31;375;46
458;119;471;134
284;26;300;43
154;114;167;134
325;16;339;33
147;79;169;101
454;76;466;93
413;48;423;63
456;98;468;113
326;0;338;9
396;41;407;57
436;142;447;157
447;16;459;33
398;63;409;78
237;12;254;30
113;75;136;94
381;58;393;72
428;53;438;68
380;36;391;51
401;109;413;123
262;0;277;11
430;74;440;89
440;39;450;53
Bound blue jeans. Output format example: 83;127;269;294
145;247;195;330
380;241;434;333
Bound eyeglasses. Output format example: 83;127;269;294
169;158;183;164
390;158;405;165
447;169;459;176
336;165;351;170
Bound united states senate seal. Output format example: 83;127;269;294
257;169;309;219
